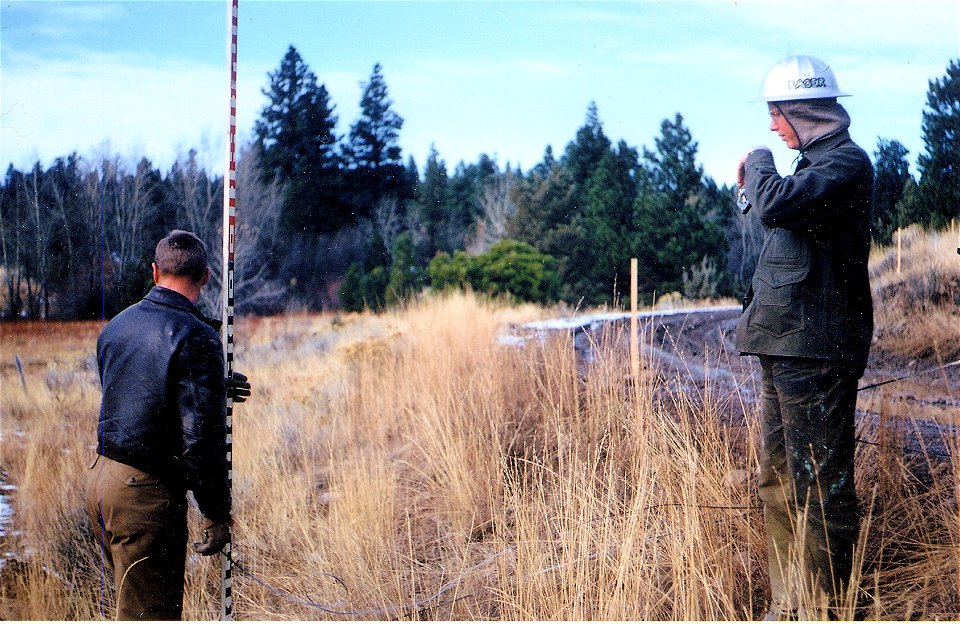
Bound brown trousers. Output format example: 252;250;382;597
85;455;187;620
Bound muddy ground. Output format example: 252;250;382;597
513;306;958;462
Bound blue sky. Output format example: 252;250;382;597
2;1;958;185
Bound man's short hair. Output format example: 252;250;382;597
155;230;208;282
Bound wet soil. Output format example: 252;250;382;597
515;306;958;461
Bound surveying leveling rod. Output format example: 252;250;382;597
220;0;239;619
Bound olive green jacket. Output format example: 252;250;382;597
735;131;874;371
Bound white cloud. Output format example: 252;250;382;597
1;48;270;173
30;2;125;22
1;1;126;43
726;1;959;53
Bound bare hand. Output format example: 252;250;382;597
738;146;771;187
737;156;748;188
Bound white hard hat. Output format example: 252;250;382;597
759;55;850;102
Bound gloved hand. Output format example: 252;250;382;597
193;519;231;556
226;371;251;403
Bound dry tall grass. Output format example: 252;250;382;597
1;320;104;619
870;224;960;362
1;228;958;620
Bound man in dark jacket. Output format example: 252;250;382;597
736;56;873;619
86;230;250;620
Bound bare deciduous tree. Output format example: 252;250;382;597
0;168;26;317
374;195;402;254
20;164;57;317
200;146;286;315
170;149;220;237
103;157;160;299
466;170;516;255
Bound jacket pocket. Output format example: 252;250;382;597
750;263;808;337
103;459;163;487
764;228;808;266
748;228;810;338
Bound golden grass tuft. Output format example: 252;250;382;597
1;241;957;619
870;224;960;361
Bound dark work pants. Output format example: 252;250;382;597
757;356;860;612
85;455;187;620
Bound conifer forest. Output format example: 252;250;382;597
2;51;958;320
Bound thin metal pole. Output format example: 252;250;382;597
220;0;238;619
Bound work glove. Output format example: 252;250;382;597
193;519;231;556
226;371;251;403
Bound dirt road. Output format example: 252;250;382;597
510;306;958;460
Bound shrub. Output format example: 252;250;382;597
360;266;388;312
471;240;559;303
427;251;472;291
338;263;365;312
681;255;720;300
385;233;423;307
428;239;559;304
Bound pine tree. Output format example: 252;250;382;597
415;146;450;255
403;155;419;208
915;59;960;229
509;167;578;255
363;229;390;273
531;145;557;179
563;102;612;188
343;63;406;214
446;154;497;252
360;266;388;311
872;139;912;244
508;166;584;302
253;46;345;234
575;142;639;303
632;114;723;296
385;232;421;306
644;113;702;203
338;262;364;312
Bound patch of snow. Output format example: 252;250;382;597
0;493;12;538
501;305;741;347
522;305;740;332
496;334;528;347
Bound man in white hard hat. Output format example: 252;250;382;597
735;55;874;619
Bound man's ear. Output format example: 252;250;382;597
152;263;161;285
200;267;211;288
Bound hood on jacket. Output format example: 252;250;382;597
776;98;851;152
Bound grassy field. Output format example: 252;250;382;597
1;227;958;620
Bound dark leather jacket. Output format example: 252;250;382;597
97;286;231;523
735;131;874;372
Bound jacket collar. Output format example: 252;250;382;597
144;286;222;330
800;130;851;163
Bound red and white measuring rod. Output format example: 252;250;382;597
220;0;238;620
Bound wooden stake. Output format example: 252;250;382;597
630;258;640;398
896;228;902;274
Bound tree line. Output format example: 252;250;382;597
2;51;958;320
